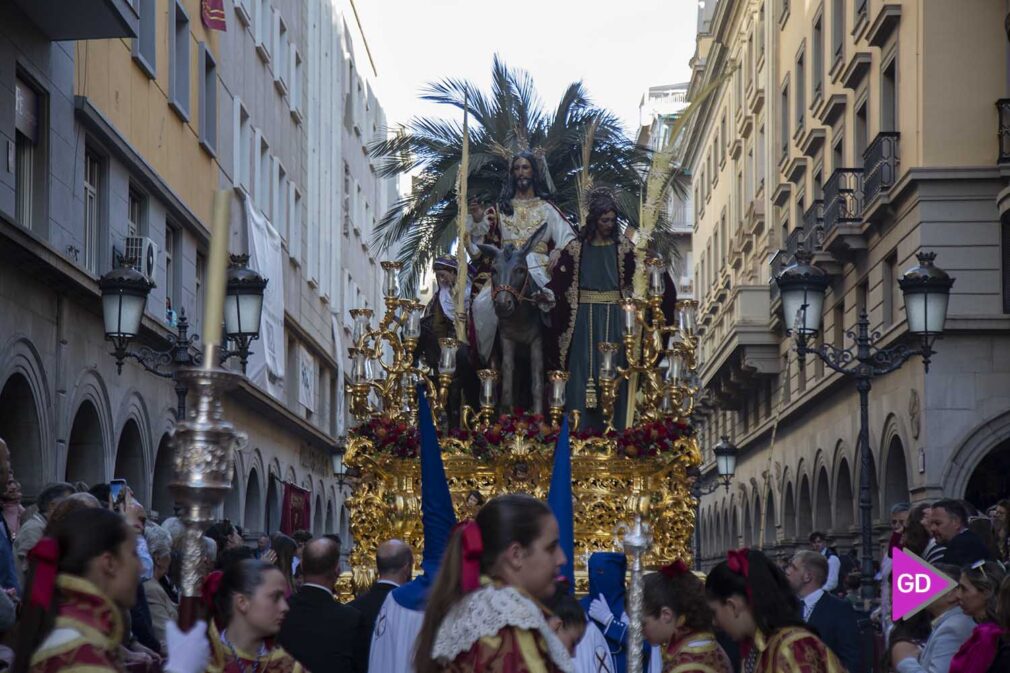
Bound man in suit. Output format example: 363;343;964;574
351;538;413;669
279;537;366;673
929;499;992;566
786;550;862;673
890;563;975;673
809;531;842;592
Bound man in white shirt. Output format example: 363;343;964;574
809;531;841;592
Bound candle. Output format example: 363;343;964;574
201;190;231;359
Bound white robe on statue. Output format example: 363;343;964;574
572;615;663;673
369;592;426;673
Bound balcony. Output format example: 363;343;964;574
997;99;1010;164
802;200;824;251
785;225;805;260
12;0;137;40
698;286;780;409
822;168;866;254
863;132;900;207
867;4;901;48
745;199;765;236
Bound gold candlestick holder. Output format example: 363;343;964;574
547;370;569;428
168;345;245;625
597;342;621;430
462;369;499;431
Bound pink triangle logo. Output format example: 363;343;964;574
892;547;958;621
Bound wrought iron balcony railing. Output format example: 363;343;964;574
802;200;825;252
785;225;805;261
998;99;1010;164
863;132;900;205
823;168;864;234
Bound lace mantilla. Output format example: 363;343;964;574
431;585;574;673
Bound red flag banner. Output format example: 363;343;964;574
202;0;227;31
280;482;310;535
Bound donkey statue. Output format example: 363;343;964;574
477;223;549;414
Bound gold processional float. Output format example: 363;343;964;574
339;259;701;596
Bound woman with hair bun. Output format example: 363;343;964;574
704;548;844;673
206;559;303;673
414;493;569;673
642;560;731;673
15;507;208;673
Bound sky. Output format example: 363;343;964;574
353;0;700;138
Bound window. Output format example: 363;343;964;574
855;0;867;23
883;253;896;326
258;134;270;213
290;184;303;265
132;0;156;78
832;137;844;171
232;98;252;190
165;225;179;315
757;4;766;59
195;253;206;336
882;56;898;132
83;150;102;274
855;100;868;162
274;160;287;238
757;125;766;191
342;162;351;236
290;47;302;118
780;81;790;158
832;0;844;66
274;12;287;90
720;114;727;163
256;0;271;61
199;43;217;154
14;76;45;233
355;184;363;234
857;280;868;317
169;1;190;120
795;50;806;133
812;168;823;202
812;15;823;102
235;0;252;25
782;355;792;404
128;189;144;238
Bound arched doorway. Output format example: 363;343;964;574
0;373;44;494
151;434;175;521
798;476;813;536
783;482;796;540
325;499;335;535
114;420;146;505
313;495;323;536
265;475;280;533
338;505;351;571
884;437;910;512
244;469;263;533
730;507;740;548
742;500;752;547
752;492;762;548
763;491;776;548
836;459;854;531
66;401;106;487
965;439;1010;511
815;467;831;532
224;468;242;526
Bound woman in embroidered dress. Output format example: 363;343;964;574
207;558;304;673
704;548;845;673
414;494;570;673
949;560;1007;673
642;561;732;673
15;507;209;673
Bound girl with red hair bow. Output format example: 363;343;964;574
704;549;845;673
414;494;570;673
642;561;732;673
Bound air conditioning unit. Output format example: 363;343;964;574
124;236;159;282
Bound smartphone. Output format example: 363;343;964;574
110;479;128;506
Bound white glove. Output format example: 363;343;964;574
164;620;210;673
588;593;615;629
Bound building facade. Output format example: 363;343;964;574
684;0;1010;567
0;0;397;549
639;83;694;298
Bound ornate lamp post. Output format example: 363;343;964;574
776;249;954;599
692;436;739;569
99;254;267;419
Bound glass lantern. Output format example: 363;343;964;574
619;299;638;337
547;371;569;408
403;302;423;340
477;369;498;408
646;258;666;298
438;338;458;375
598;342;619;381
349;348;369;384
380;261;401;299
350;308;373;345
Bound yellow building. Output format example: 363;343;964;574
684;0;1010;566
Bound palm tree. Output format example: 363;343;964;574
369;56;690;293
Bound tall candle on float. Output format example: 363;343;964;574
202;190;231;366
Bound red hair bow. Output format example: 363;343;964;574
201;570;224;614
660;560;690;579
726;548;752;601
27;538;60;609
455;520;483;593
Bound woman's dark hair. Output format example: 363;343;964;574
962;560;1007;622
217;544;256;571
900;514;932;556
704;549;803;636
644;569;714;633
414;494;554;673
579;188;622;243
205;520;236;556
498;151;552;216
887;610;931;667
270;533;297;587
13;508;132;673
546;588;585;629
211;559;278;627
968;517;1001;561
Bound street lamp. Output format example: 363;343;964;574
775;249;954;599
99;254;268;419
692;435;739;568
